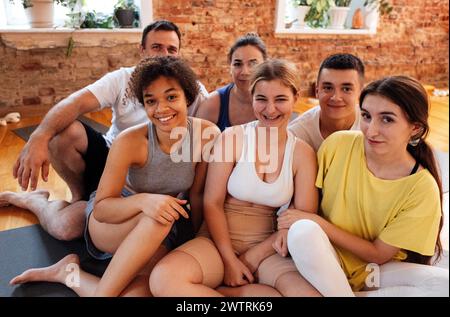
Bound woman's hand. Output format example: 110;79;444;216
140;194;189;225
223;256;254;287
272;229;289;257
239;247;262;274
277;208;317;230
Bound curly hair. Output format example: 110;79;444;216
129;56;199;107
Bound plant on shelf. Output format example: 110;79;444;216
10;0;76;9
304;0;334;28
114;0;139;28
334;0;351;6
329;0;352;29
9;0;78;28
364;0;393;15
80;11;115;29
291;0;309;6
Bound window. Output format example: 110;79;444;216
0;0;152;28
275;0;379;36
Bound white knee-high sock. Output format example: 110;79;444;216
287;219;354;297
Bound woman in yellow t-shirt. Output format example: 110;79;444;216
279;76;447;296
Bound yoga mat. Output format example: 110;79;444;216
12;116;109;142
0;224;109;297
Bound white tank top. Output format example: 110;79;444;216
227;121;296;208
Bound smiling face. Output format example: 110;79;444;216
360;94;420;156
230;45;265;93
252;79;296;128
143;76;188;133
140;30;180;58
316;68;361;122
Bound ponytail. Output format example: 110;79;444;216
407;140;443;265
360;76;444;265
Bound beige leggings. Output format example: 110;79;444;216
175;202;299;288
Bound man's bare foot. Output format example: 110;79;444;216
10;254;80;286
0;190;50;210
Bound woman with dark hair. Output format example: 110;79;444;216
9;56;220;296
197;33;268;131
282;75;448;296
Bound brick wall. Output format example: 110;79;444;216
0;0;448;116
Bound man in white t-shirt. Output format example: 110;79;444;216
0;20;208;240
289;53;365;152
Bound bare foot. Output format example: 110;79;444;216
10;254;80;286
0;190;50;210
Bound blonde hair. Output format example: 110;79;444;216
249;59;300;96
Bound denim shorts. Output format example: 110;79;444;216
84;188;195;260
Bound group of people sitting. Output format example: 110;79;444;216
0;20;448;297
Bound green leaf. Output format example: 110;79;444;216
66;36;74;58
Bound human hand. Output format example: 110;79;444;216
277;208;315;230
141;194;188;225
239;247;261;274
13;135;50;191
272;229;289;257
223;256;254;287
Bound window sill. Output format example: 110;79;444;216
275;27;377;36
0;27;143;50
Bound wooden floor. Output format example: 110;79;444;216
0;97;448;232
0;109;112;231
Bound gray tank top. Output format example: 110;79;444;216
126;117;196;197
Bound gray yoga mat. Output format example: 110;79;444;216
0;224;109;297
12;116;109;142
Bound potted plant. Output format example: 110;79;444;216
363;0;393;29
304;0;334;28
329;0;352;29
114;0;138;28
291;0;311;27
9;0;74;27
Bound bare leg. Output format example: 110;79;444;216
150;250;223;296
9;247;168;297
86;213;173;296
10;254;99;297
120;275;153;297
217;284;282;297
275;272;322;297
48;121;88;202
0;190;85;241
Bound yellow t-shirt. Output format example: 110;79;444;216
316;131;441;291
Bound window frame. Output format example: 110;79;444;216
0;0;153;30
0;0;153;49
275;0;379;37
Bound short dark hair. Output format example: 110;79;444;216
227;33;268;63
130;56;199;107
317;53;365;83
141;20;182;49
